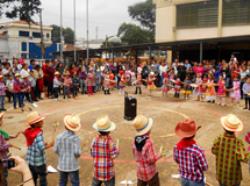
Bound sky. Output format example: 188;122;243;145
1;0;145;40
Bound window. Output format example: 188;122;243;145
176;0;218;28
32;32;41;38
46;33;50;38
223;0;250;25
21;42;27;52
19;31;29;37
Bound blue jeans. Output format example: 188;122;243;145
92;177;115;186
59;170;80;186
13;93;23;108
181;178;205;186
29;164;47;186
0;95;5;110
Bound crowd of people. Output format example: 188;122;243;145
0;110;249;186
0;56;249;112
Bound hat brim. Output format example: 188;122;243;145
28;116;45;126
64;115;81;132
220;116;243;132
175;124;197;138
92;122;116;132
136;118;153;136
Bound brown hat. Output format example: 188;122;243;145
26;111;45;126
175;119;197;138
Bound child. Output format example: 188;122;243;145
147;72;156;95
162;73;170;96
23;111;54;186
174;77;182;98
63;71;72;99
6;74;13;103
13;73;23;111
216;75;226;106
54;114;81;186
132;115;163;186
229;75;241;105
242;75;250;110
174;119;208;186
193;73;203;101
0;75;7;111
206;75;216;103
119;71;127;95
134;73;143;95
53;71;62;100
200;75;208;101
72;72;80;98
182;76;192;100
91;116;119;186
86;68;95;96
21;74;32;105
103;71;111;95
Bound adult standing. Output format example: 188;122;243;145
54;114;82;186
211;114;250;186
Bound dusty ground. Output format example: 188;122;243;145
3;87;250;186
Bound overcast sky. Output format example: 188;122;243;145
1;0;145;40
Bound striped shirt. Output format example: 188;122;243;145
54;130;81;172
26;133;46;166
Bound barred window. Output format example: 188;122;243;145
176;0;218;28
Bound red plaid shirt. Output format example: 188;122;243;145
245;132;250;151
132;138;161;182
174;144;208;182
90;135;119;181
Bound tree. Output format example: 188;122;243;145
118;23;153;45
5;0;41;23
51;25;75;44
128;0;155;32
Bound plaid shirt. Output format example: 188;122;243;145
132;138;161;182
212;133;250;186
0;134;9;168
54;131;81;172
90;135;119;181
174;144;208;182
26;133;46;166
245;132;250;151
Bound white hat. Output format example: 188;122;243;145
132;115;153;136
93;115;116;132
220;114;243;132
64;114;81;132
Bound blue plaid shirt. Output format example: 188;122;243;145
54;130;81;172
26;133;46;166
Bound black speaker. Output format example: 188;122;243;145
124;92;137;121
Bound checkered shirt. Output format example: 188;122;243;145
26;133;46;166
90;135;119;181
0;134;9;168
132;138;161;182
174;144;208;182
54;131;81;172
245;132;250;151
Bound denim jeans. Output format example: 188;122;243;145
181;178;205;186
13;93;23;108
0;95;5;110
59;170;80;186
29;164;47;186
92;177;115;186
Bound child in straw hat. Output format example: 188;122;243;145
54;114;82;186
211;114;250;186
91;116;119;186
174;119;208;186
0;75;7;111
132;115;164;186
23;111;54;186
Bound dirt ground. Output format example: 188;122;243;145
3;87;250;186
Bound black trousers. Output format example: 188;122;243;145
29;164;47;186
244;95;250;109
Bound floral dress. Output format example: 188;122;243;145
217;80;226;96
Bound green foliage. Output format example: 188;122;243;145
128;0;155;31
4;0;41;23
51;25;75;44
118;23;153;45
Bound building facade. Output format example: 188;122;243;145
154;0;250;42
0;20;58;60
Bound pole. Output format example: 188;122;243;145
39;9;45;59
200;41;203;63
60;0;63;62
73;0;77;63
86;0;89;63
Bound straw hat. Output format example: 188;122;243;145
149;72;155;76
15;73;21;77
175;119;197;138
54;71;60;76
92;115;116;132
220;114;243;132
21;71;29;79
26;111;45;126
64;114;81;132
132;115;153;136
